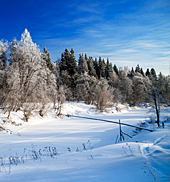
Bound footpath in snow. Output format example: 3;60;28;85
0;102;169;182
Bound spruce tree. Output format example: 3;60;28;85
87;57;97;78
135;64;141;73
85;53;88;61
151;68;157;78
113;64;119;76
60;52;67;73
68;48;78;76
78;53;88;74
145;68;151;77
129;67;135;77
42;47;54;72
94;58;100;79
99;57;106;78
105;58;113;79
140;68;145;76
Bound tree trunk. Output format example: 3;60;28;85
153;92;160;127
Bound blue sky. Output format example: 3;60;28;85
0;0;169;75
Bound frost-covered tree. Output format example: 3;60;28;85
95;78;113;111
85;76;98;104
0;40;8;105
148;73;170;127
0;41;7;70
119;66;130;79
120;77;133;104
157;73;170;103
76;72;90;102
132;73;151;105
4;29;57;121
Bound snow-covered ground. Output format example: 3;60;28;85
0;102;169;182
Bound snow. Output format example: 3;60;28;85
0;102;169;182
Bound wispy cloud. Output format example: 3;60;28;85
33;0;170;75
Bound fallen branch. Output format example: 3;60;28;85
63;114;154;132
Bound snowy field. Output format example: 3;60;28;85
0;102;169;182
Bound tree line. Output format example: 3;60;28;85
0;29;169;125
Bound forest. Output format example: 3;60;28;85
0;29;170;124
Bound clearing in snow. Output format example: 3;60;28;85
0;102;169;182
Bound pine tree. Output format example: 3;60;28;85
151;68;157;78
94;58;100;79
85;53;88;61
135;64;141;73
78;53;88;74
99;57;106;78
129;67;135;77
145;68;151;77
113;64;119;76
59;48;70;73
60;52;67;73
105;58;113;79
42;47;54;72
140;68;145;76
68;48;78;76
87;57;97;78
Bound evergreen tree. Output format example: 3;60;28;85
151;68;157;78
105;58;113;79
145;68;151;77
135;64;141;73
99;57;106;78
113;64;119;76
78;53;88;74
94;58;100;79
140;68;145;76
129;67;135;77
68;48;78;76
42;47;54;72
59;48;78;76
85;53;88;61
87;57;97;78
60;52;67;73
